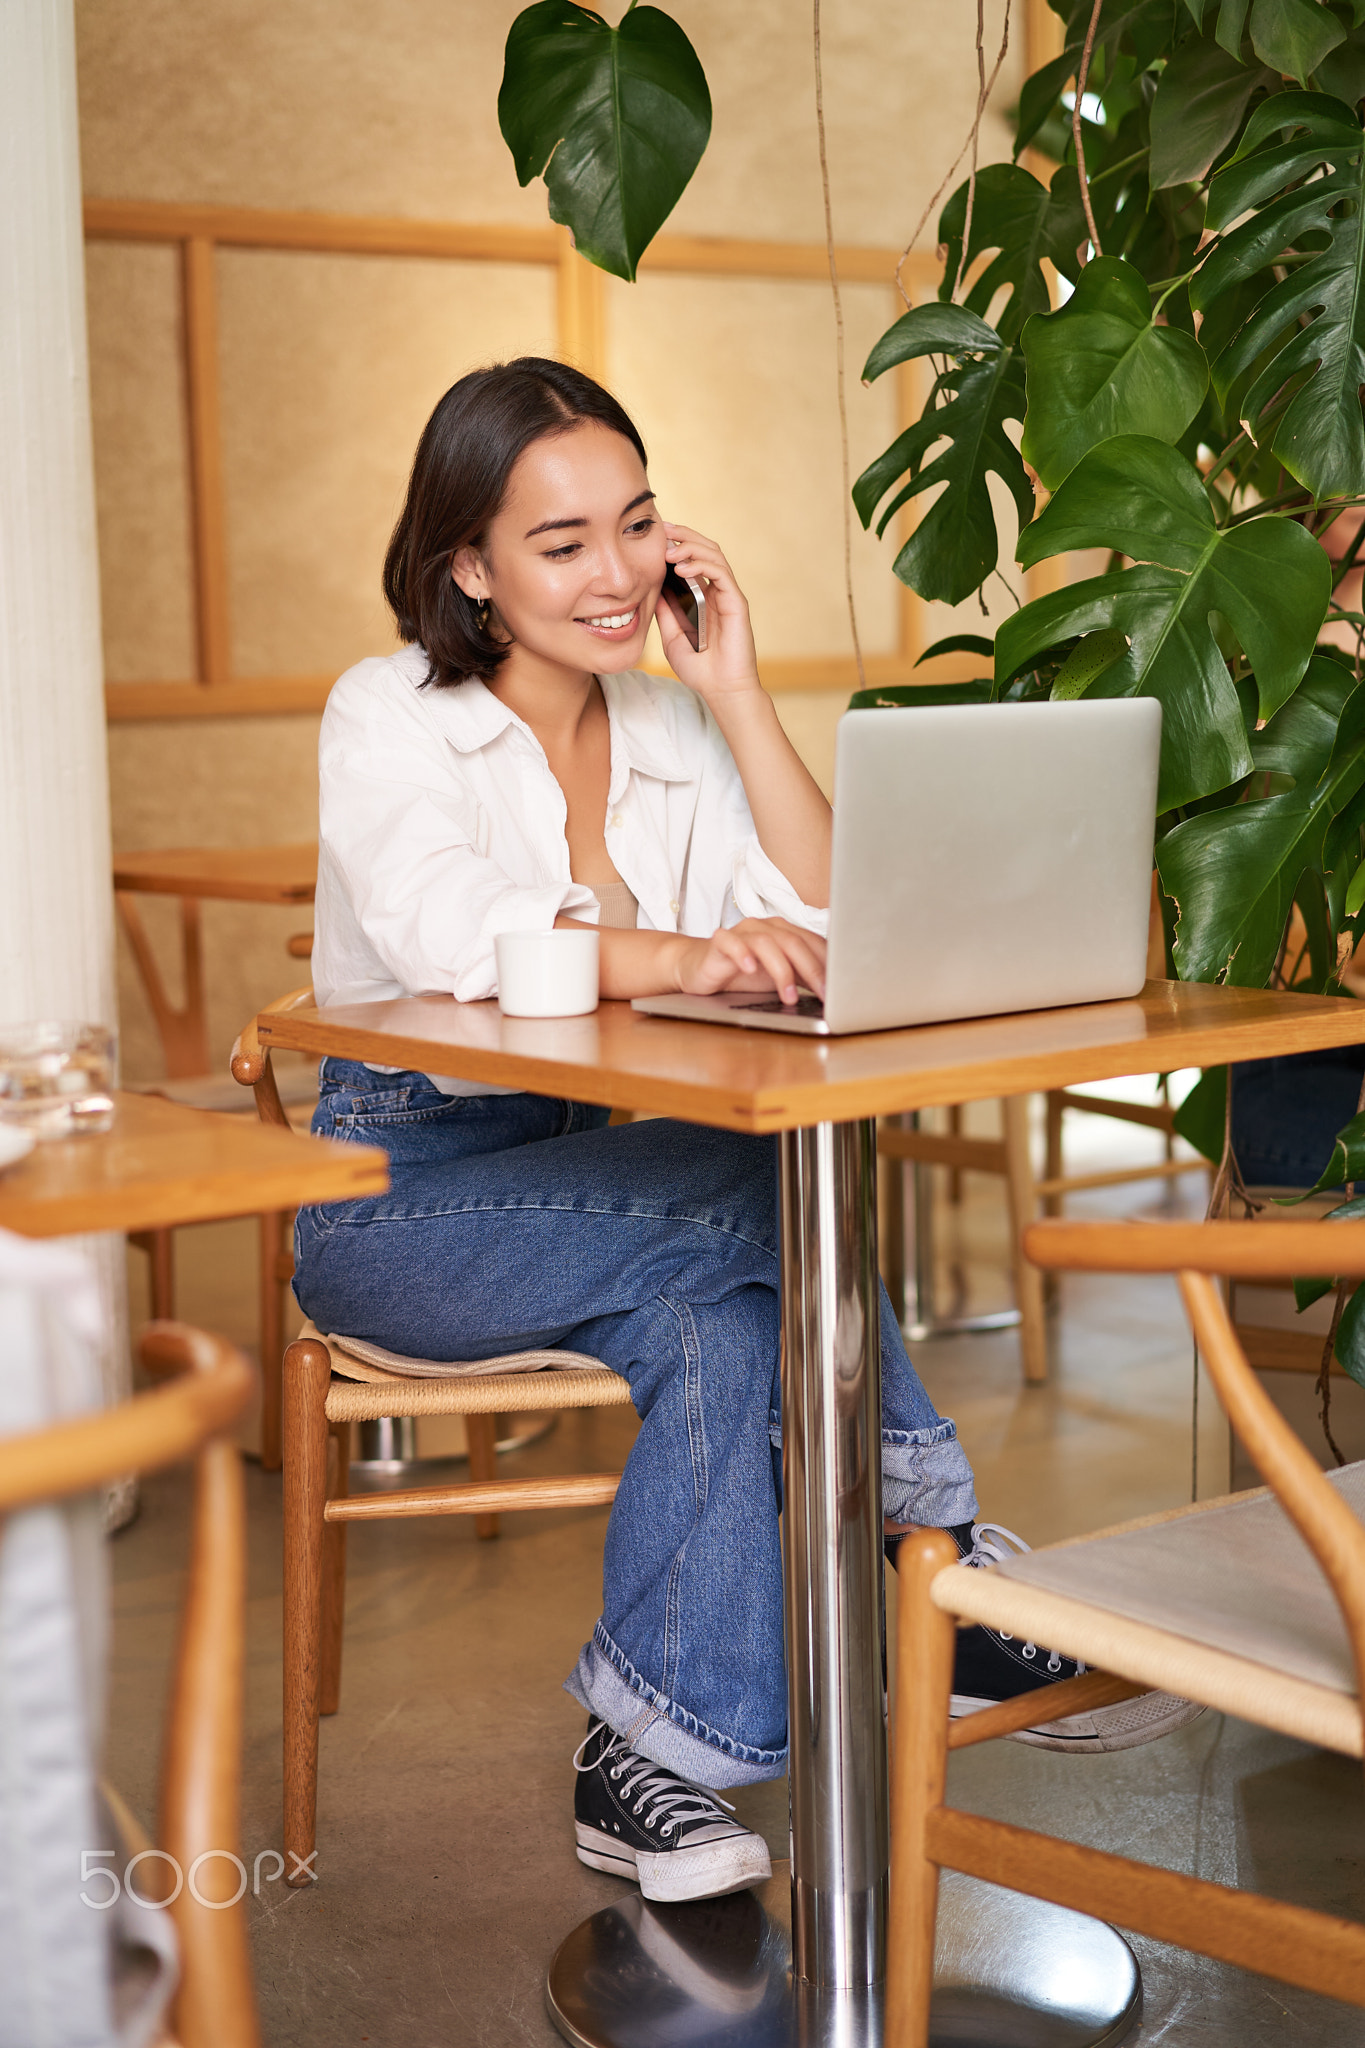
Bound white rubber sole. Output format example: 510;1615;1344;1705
575;1819;772;1902
952;1689;1206;1752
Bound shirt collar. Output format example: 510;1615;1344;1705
410;654;690;782
600;672;690;782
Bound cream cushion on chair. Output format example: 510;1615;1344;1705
293;1320;635;1417
324;1328;611;1381
937;1472;1365;1759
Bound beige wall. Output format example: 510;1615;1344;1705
78;1;1021;1078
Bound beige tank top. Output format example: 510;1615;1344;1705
591;878;640;930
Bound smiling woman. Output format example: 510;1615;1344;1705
332;354;833;1012
293;354;993;1900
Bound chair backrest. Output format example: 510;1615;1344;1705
230;985;314;1128
0;1322;259;2048
1025;1218;1365;1709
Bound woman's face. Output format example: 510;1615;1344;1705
452;421;667;677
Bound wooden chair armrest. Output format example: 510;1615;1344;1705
230;984;313;1129
0;1324;254;1513
1024;1218;1365;1279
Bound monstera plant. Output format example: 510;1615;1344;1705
497;0;1365;1392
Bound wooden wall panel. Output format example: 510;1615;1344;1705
215;249;555;680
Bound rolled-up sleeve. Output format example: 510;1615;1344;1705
689;699;829;937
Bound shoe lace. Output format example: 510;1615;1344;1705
959;1522;1085;1676
572;1725;738;1839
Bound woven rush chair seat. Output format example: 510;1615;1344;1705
937;1470;1365;1761
310;1318;632;1416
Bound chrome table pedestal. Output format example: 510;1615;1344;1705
546;1119;1141;2048
546;1865;1141;2047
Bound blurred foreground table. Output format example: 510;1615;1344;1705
0;1090;385;1239
114;844;317;1079
258;979;1365;2047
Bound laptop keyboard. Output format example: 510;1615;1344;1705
733;995;826;1018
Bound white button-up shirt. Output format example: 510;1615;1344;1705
314;647;826;1091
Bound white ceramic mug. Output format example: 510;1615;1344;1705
494;928;600;1018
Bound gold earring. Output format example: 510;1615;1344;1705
477;598;490;630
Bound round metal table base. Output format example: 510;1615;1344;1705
546;1865;1141;2048
902;1307;1021;1344
350;1411;557;1478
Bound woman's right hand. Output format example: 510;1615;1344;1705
673;918;827;1008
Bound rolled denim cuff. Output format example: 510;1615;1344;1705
564;1626;787;1790
764;1414;978;1531
881;1421;978;1528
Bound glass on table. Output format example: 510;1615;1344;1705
0;1023;116;1139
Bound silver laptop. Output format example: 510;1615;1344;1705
633;700;1161;1036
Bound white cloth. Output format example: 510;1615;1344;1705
0;1233;178;2048
314;648;828;1095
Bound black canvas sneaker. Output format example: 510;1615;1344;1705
890;1520;1205;1754
573;1718;772;1902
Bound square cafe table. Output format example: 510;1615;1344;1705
0;1089;386;1240
257;978;1365;2047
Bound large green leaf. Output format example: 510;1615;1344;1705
1173;1064;1228;1160
1149;34;1277;189
998;437;1331;807
1186;0;1348;78
1332;1280;1365;1387
854;307;1032;607
938;164;1083;345
1193;92;1365;500
498;2;710;281
1015;45;1084;157
1155;656;1365;982
1021;257;1209;488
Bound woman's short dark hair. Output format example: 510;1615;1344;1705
383;357;648;687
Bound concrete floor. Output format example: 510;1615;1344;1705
111;1111;1365;2045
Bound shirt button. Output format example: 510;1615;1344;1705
609;814;623;828
669;899;680;914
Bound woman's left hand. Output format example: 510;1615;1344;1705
654;523;762;704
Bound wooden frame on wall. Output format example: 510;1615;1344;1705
86;198;949;721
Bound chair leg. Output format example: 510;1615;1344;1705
887;1529;958;2048
466;1411;500;1540
946;1103;963;1206
879;1125;907;1327
146;1228;176;1320
258;1210;286;1472
1002;1096;1048;1384
1042;1092;1064;1306
283;1336;331;1885
319;1416;349;1716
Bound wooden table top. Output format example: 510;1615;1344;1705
257;979;1365;1135
112;843;317;903
0;1092;388;1238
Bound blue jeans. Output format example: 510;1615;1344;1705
294;1060;977;1789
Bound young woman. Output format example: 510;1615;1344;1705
295;358;1193;1906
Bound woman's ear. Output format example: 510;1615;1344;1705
450;546;486;602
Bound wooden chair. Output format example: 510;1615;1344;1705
0;1320;260;2048
879;1101;1048;1381
887;1216;1365;2045
231;989;637;1883
129;926;318;1472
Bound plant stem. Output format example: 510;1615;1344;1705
1333;515;1365;590
1318;1068;1365;1466
960;1;987;300
1073;0;1105;262
813;0;865;691
1091;146;1149;188
1222;486;1316;526
891;4;1011;308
